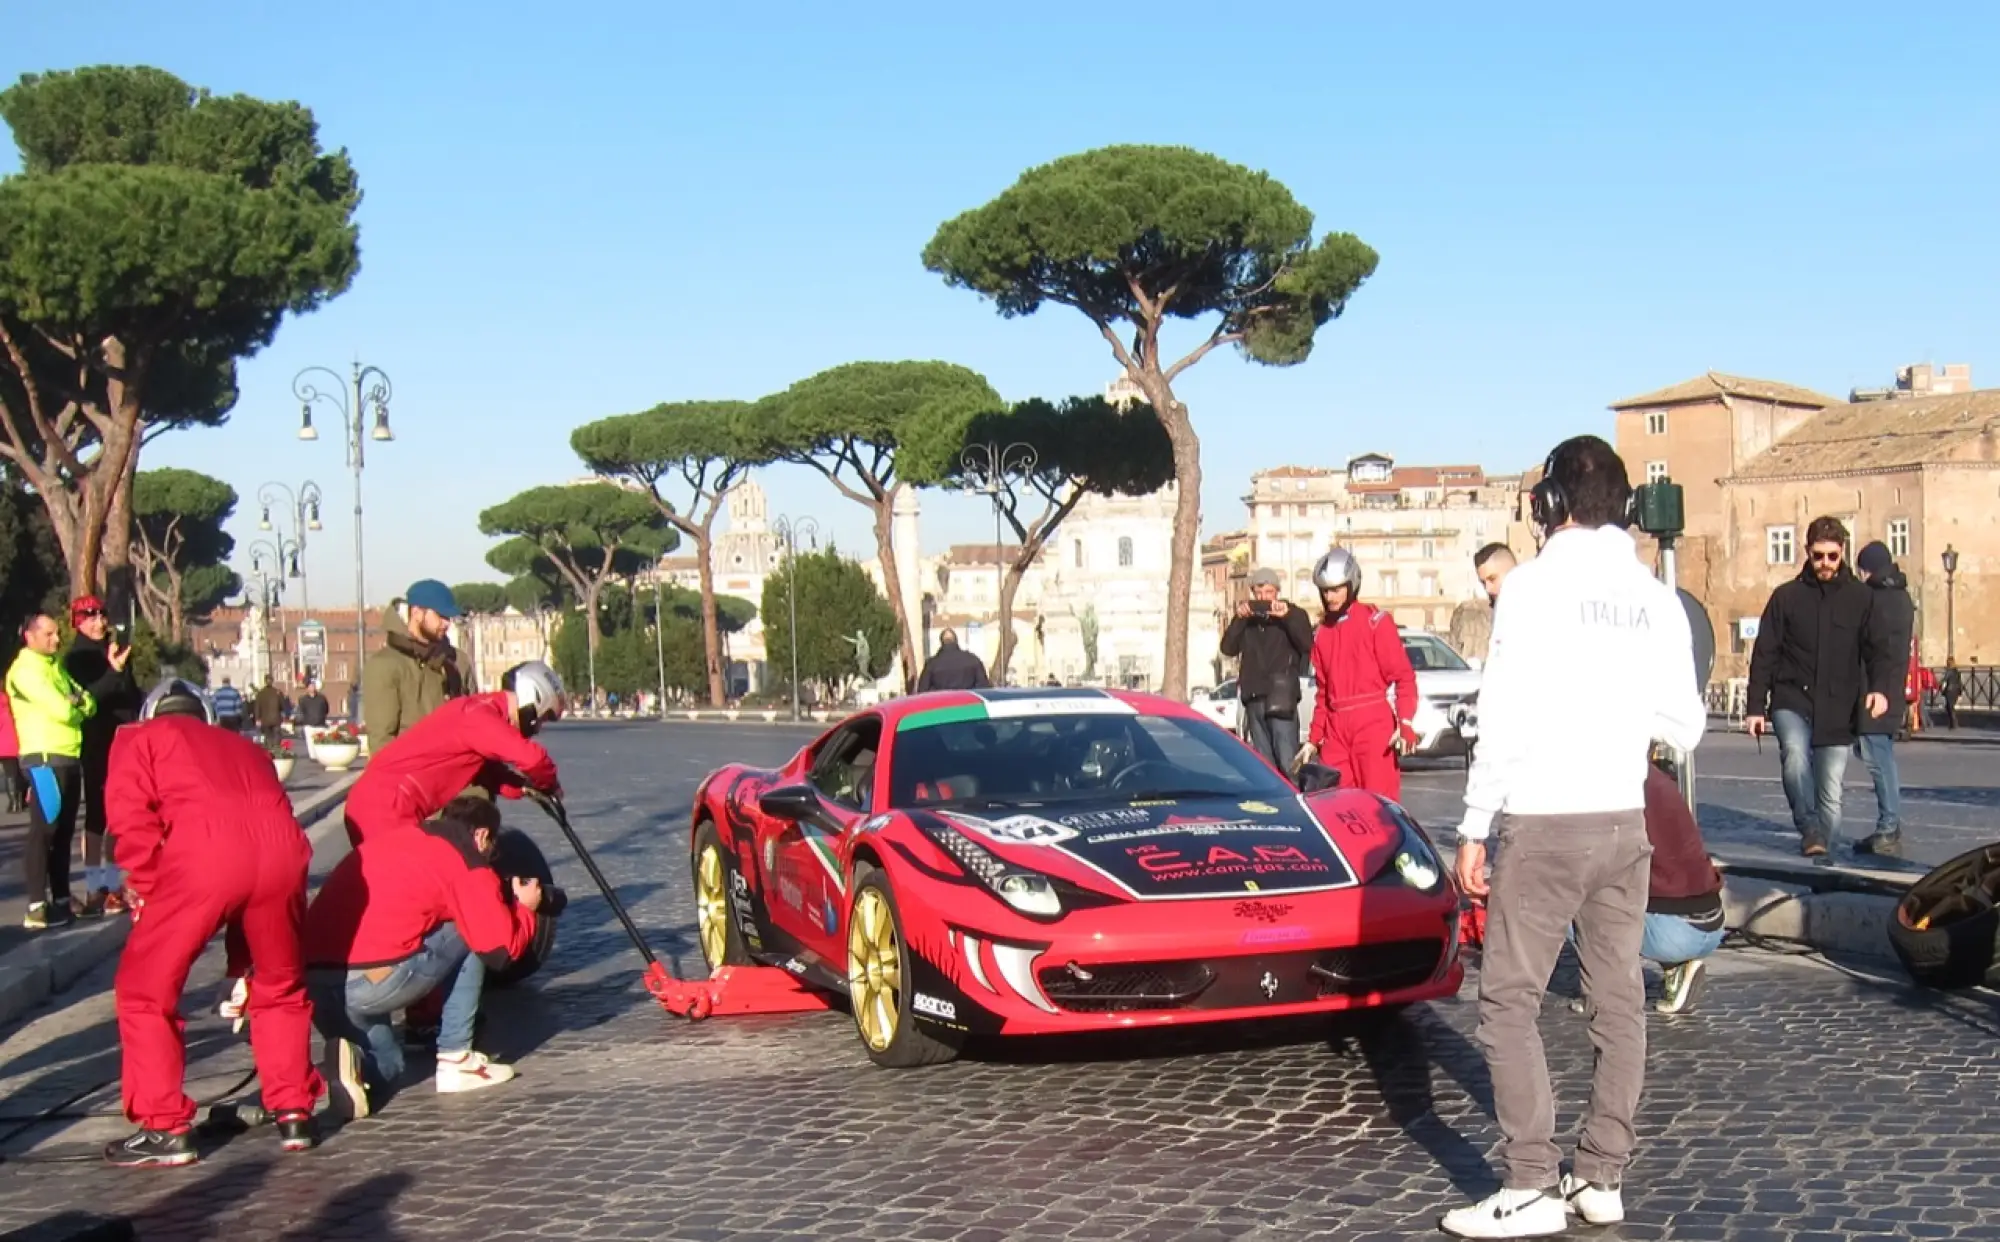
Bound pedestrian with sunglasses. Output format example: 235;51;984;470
64;596;139;916
1744;517;1899;859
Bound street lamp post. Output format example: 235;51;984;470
771;515;822;722
294;362;393;712
959;440;1038;686
248;538;299;685
653;574;668;716
1943;544;1960;664
258;481;324;613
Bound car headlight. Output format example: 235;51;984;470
1371;808;1445;894
920;820;1066;919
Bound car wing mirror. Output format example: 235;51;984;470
1295;761;1343;794
758;783;825;824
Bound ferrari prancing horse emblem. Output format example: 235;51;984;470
1259;971;1280;1000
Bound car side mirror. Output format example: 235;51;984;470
1296;761;1343;794
758;784;825;823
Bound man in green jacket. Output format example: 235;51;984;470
361;580;471;748
6;612;97;928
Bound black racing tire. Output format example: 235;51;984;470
1887;844;2000;990
691;822;752;971
846;864;963;1069
488;829;560;989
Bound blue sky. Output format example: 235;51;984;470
7;3;1997;607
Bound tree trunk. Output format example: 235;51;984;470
871;491;918;690
582;578;603;688
103;441;141;620
1138;380;1200;700
694;520;726;707
72;344;147;599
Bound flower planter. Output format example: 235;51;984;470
685;710;701;721
272;757;295;782
725;710;740;721
316;742;362;771
762;711;778;722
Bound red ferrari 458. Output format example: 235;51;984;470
690;688;1465;1067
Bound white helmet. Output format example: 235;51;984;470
502;660;567;733
141;677;214;725
1312;547;1363;594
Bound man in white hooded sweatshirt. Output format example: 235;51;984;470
1440;435;1708;1239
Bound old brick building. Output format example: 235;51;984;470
1611;367;1995;678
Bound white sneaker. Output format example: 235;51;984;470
1657;958;1709;1014
435;1050;516;1094
1440;1187;1567;1238
1560;1173;1626;1224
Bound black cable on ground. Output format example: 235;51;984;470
0;1066;262;1166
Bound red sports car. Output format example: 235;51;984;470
689;688;1465;1067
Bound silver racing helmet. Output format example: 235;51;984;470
140;677;214;725
1312;547;1363;594
501;660;567;733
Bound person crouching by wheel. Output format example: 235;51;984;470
1294;548;1419;801
304;794;546;1117
102;679;321;1168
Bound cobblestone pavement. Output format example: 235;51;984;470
0;721;1995;1241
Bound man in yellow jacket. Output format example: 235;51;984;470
6;612;100;928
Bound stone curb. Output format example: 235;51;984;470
0;772;361;1033
570;713;832;725
1718;856;1914;964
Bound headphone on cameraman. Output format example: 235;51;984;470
1529;437;1638;531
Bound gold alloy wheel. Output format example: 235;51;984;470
694;844;730;968
846;887;902;1051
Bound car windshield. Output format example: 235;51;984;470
889;711;1293;809
1403;635;1470;671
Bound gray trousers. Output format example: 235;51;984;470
1476;811;1652;1189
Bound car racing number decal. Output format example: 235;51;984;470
946;812;1079;846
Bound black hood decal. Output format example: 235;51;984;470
943;796;1359;902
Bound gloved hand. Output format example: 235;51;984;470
1293;742;1319;770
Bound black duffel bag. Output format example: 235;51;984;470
1886;843;2000;990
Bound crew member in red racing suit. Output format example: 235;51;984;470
102;679;321;1168
1296;547;1418;802
340;666;563;848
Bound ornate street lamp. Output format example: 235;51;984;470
258;480;323;612
772;515;822;722
959;440;1037;685
295;362;393;708
1943;544;1960;663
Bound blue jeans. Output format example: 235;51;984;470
1855;733;1901;834
1242;700;1301;778
1570;912;1724;968
307;923;484;1084
1771;709;1847;838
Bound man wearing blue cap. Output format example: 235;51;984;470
362;580;472;748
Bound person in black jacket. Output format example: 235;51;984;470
1218;567;1313;777
1745;517;1897;858
1853;541;1913;857
296;680;331;729
915;630;990;693
62;596;138;917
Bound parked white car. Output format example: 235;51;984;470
1195;630;1480;763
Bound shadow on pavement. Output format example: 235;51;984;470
1341;1008;1496;1199
276;1170;415;1241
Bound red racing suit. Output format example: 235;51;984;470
1307;601;1418;801
107;716;319;1131
342;691;558;847
303;817;539;973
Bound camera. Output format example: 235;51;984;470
1249;600;1271;616
1633;481;1685;537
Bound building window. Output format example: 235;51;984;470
1379;572;1400;597
1888;518;1910;559
1294;503;1308;516
1646;460;1668;484
1646;411;1667;436
1073;540;1083;568
1420;539;1435;560
1767;526;1795;565
1117;537;1133;568
1419;572;1439;597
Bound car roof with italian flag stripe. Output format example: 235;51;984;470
894;687;1152;732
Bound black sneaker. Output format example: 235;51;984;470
275;1110;319;1152
1656;959;1709;1014
319;1038;371;1121
1857;831;1903;858
104;1128;198;1168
